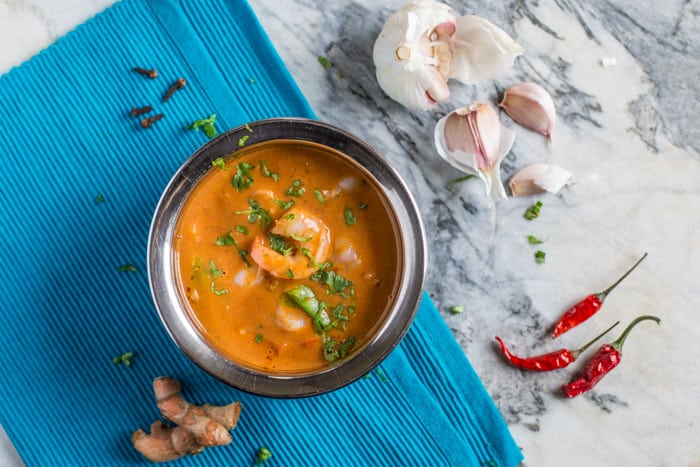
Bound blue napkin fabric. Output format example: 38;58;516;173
0;0;522;465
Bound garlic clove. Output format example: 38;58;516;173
448;15;524;84
373;0;457;110
435;103;515;201
509;163;573;196
499;82;556;141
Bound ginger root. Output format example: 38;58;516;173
132;376;242;463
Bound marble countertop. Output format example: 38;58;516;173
1;0;698;465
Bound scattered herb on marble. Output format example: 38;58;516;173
446;174;475;189
534;250;546;263
318;55;332;69
113;351;135;366
163;77;186;102
188;113;218;138
494;321;619;371
449;305;464;314
551;253;648;338
527;235;545;244
562;315;660;398
256;446;272;465
524;200;543;220
117;264;137;272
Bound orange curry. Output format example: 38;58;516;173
173;140;400;373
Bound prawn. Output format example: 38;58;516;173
250;209;332;279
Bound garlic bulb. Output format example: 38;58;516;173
373;0;523;110
434;103;515;201
509;163;573;196
449;16;525;84
373;0;456;110
499;82;556;141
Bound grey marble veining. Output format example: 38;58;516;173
1;0;699;465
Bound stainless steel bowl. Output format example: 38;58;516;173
148;118;426;397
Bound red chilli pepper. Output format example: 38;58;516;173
562;315;660;398
551;253;648;338
495;321;619;371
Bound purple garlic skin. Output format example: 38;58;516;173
509;163;573;196
499;82;556;141
435;103;515;201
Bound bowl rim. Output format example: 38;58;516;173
147;117;427;397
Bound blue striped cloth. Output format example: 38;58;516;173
0;1;522;465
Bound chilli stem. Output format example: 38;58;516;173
570;321;620;359
610;315;661;352
597;253;648;301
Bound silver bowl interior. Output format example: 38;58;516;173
148;118;427;397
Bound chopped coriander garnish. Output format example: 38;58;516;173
318;55;332;69
259;160;279;182
284;213;295;220
207;260;229;295
214;233;235;246
311;267;354;296
375;367;388;382
274;198;295;210
285;269;294;279
210;282;229;295
291;234;312;242
235;225;249;235
238;135;250;147
232;162;255;191
285;179;305;197
449;305;464;314
358;203;368;210
215;233;251;266
269;233;293;256
344;207;357;225
534;250;546;264
236;198;272;228
446;174;475;189
211;157;227;170
313;189;325;203
256;447;272;465
524;201;543;220
112;351;134;367
187;114;218;138
248;77;256;84
255;333;263;344
117;264;137;272
527;235;545;244
95;194;105;203
324;334;356;362
208;260;223;278
245;123;253;133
